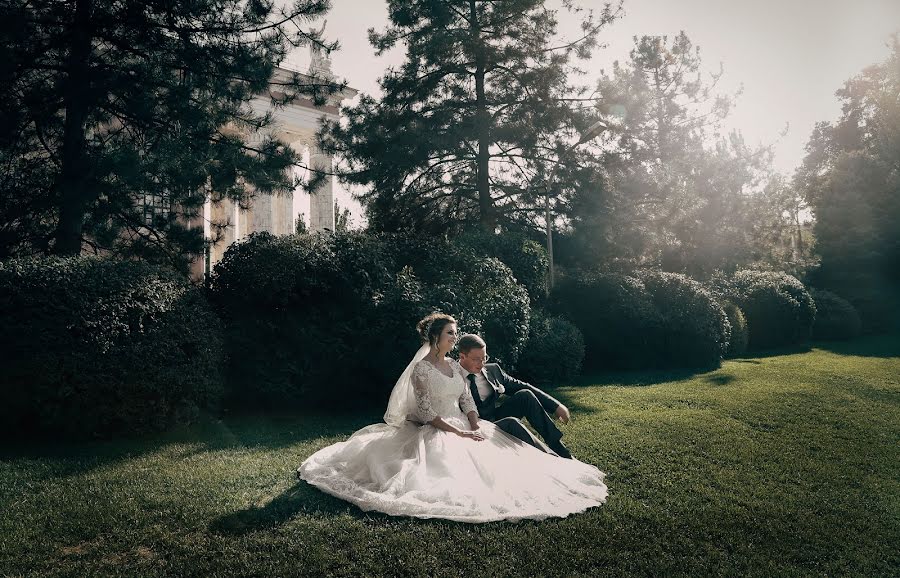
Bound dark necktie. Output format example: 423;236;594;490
467;373;481;406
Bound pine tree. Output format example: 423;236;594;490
571;32;773;275
0;0;342;269
320;0;619;235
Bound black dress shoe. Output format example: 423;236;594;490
548;439;573;459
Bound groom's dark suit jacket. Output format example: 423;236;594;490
471;363;561;421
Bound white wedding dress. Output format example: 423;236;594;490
298;357;608;523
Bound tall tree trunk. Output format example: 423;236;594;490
471;0;493;231
53;0;93;255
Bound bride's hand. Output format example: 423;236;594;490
457;430;484;441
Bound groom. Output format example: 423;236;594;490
457;334;573;459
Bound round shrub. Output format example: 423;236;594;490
710;270;816;350
454;230;549;304
550;272;661;370
637;271;730;369
721;301;749;357
208;231;531;410
209;231;424;410
392;234;531;368
516;311;585;387
0;257;223;439
810;289;862;340
807;268;898;333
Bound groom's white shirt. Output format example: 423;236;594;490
467;370;493;402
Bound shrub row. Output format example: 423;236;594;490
208;231;533;411
5;241;866;439
809;289;862;341
551;270;730;370
708;270;817;350
516;310;585;387
550;267;865;367
0;257;223;439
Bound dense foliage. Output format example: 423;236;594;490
638;271;730;368
551;270;729;370
568;32;787;277
321;0;617;234
810;289;862;341
710;270;816;350
0;257;223;438
516;311;585;387
797;37;900;331
208;231;530;410
398;238;531;368
453;230;549;304
550;272;659;370
721;301;749;357
209;232;420;410
0;0;340;268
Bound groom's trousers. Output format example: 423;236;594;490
492;389;566;457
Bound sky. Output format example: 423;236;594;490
290;0;900;224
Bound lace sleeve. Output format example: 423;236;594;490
452;360;479;416
412;362;438;423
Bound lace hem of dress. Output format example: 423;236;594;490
298;464;607;523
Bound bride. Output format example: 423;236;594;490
297;312;608;522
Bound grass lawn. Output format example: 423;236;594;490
2;335;898;577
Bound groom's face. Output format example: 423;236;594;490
459;347;488;374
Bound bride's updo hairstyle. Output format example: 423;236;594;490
417;312;457;348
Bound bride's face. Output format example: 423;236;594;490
436;323;458;353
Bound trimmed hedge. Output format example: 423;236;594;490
807;268;899;334
454;230;548;304
721;301;749;357
638;271;730;369
393;234;531;368
552;271;730;370
209;232;422;410
550;272;660;370
516;311;585;387
810;289;862;341
208;231;530;410
710;270;816;350
0;257;223;438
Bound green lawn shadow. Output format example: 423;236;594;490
209;481;354;534
0;410;378;478
737;343;813;359
572;367;704;389
812;333;900;358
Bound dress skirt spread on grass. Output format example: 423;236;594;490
298;346;608;523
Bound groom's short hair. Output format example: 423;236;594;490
458;334;486;353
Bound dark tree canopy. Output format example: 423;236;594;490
796;36;900;326
321;0;619;235
0;0;342;270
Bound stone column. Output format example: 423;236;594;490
309;146;334;232
250;192;273;234
278;191;294;235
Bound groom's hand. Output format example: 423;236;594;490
554;405;571;424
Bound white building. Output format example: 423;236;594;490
193;46;357;280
